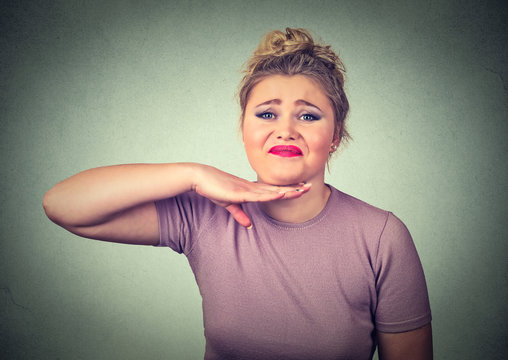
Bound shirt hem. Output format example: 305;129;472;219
376;312;432;333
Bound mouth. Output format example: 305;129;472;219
268;145;303;158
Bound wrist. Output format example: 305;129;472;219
186;162;206;193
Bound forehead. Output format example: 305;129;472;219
247;75;331;109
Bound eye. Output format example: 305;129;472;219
300;113;320;121
256;112;276;120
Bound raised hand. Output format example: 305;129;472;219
43;162;311;244
192;164;311;227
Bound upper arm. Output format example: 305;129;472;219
377;323;433;360
63;201;160;246
375;213;432;332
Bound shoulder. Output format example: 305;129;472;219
326;186;414;252
154;191;229;253
327;185;391;229
155;191;226;238
156;191;220;218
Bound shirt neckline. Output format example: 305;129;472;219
251;185;338;231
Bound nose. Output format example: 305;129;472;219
274;115;298;141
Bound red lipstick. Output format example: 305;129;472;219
268;145;303;157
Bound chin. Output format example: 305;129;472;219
259;172;305;186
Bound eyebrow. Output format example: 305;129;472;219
254;99;281;107
295;99;322;112
254;98;323;112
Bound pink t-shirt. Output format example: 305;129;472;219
155;186;431;359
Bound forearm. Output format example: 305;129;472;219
43;162;197;227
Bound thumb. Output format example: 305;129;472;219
225;204;252;228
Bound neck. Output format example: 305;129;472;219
260;181;331;223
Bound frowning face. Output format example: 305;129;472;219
242;75;337;186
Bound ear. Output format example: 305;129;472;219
240;116;246;143
332;136;339;147
330;133;340;153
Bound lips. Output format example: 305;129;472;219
268;145;303;157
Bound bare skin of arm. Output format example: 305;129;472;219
377;323;433;360
43;162;310;245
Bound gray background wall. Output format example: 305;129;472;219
1;0;506;359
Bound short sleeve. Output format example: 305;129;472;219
374;213;432;333
154;192;217;255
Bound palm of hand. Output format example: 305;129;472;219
192;165;310;227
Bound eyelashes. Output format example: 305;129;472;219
255;111;321;121
256;111;276;120
300;113;320;121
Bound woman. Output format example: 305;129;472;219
43;28;432;359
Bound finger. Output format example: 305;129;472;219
247;183;287;194
246;191;286;202
241;185;308;203
241;183;309;202
249;185;306;197
258;182;310;194
229;187;285;203
225;204;252;228
277;183;312;199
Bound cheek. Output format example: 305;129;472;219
306;128;334;154
242;123;266;153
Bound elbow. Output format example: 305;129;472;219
42;186;65;225
43;187;91;237
42;188;57;223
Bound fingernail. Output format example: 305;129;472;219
247;224;253;229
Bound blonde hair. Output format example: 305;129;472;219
239;28;350;148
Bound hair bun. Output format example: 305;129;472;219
248;28;345;78
255;28;315;57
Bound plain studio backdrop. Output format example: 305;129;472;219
1;1;506;359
